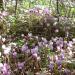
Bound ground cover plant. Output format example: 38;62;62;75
0;33;75;75
0;0;75;75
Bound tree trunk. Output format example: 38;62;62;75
15;0;18;15
0;0;4;10
56;0;59;22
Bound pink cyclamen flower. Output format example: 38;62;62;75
2;63;10;75
43;8;50;14
2;11;8;16
31;46;38;54
57;46;61;51
12;51;17;58
55;55;58;61
55;29;59;33
48;62;54;72
32;53;38;57
21;44;28;52
17;62;24;69
56;60;62;66
42;37;47;44
60;54;64;60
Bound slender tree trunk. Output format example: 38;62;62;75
56;0;59;22
49;0;51;10
0;0;4;10
15;0;18;15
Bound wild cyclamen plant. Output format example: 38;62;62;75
0;34;41;75
0;34;75;75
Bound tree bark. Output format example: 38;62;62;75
15;0;18;15
0;0;4;10
57;0;59;22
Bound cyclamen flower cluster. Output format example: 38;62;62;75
0;63;11;75
0;11;8;19
0;34;75;75
29;7;51;15
0;34;41;75
47;37;75;74
48;55;64;72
